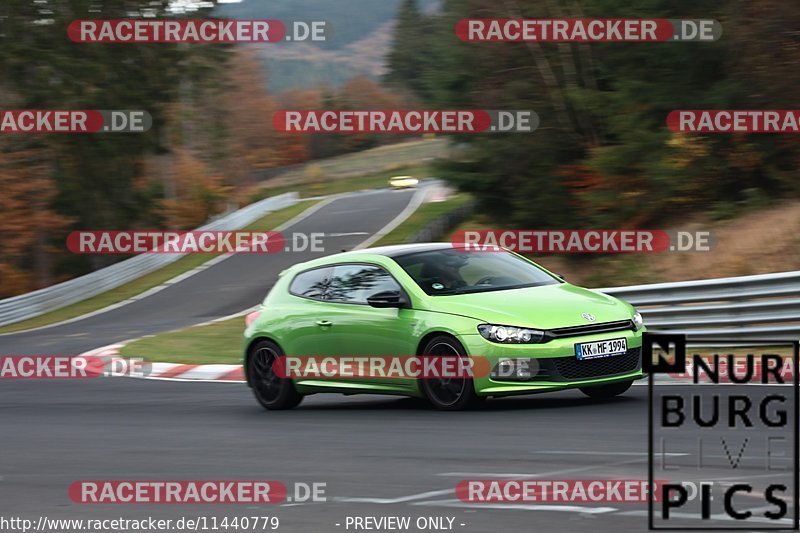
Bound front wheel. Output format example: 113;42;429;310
580;380;633;399
418;335;483;411
247;340;303;410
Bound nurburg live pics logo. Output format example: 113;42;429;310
644;332;799;530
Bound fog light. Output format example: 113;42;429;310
492;359;537;381
515;362;532;379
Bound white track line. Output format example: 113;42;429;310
354;186;430;250
334;489;453;504
530;451;689;457
411;500;618;514
437;458;648;480
617;509;794;526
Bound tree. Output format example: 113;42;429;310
159;149;230;230
220;48;283;187
385;0;432;100
0;0;229;286
386;0;800;228
0;138;71;295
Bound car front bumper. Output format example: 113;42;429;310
459;329;645;396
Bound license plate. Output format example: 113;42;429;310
575;338;627;360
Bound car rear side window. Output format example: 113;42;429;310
289;267;331;300
326;264;402;304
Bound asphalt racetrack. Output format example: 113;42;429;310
2;381;792;532
0;188;793;532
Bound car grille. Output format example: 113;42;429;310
546;320;634;340
533;347;641;381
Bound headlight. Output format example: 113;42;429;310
632;311;644;331
478;324;545;344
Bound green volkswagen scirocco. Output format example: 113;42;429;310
244;243;645;410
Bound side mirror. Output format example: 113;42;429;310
555;273;566;281
367;290;408;309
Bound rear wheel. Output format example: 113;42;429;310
247;340;303;410
419;335;483;411
580;380;633;399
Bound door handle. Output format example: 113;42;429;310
316;320;332;327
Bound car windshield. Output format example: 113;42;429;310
393;248;560;295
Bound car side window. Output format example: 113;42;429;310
288;267;331;300
326;264;402;304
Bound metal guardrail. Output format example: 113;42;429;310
600;271;800;341
0;192;299;327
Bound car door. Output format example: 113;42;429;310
281;265;334;357
322;263;419;390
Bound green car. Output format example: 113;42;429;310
244;243;645;410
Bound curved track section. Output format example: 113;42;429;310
0;189;415;356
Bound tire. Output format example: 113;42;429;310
418;335;483;411
580;380;633;399
247;339;303;410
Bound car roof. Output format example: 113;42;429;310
288;243;457;272
348;242;455;258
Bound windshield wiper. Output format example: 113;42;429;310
457;282;550;295
429;286;465;295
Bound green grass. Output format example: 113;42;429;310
373;193;473;246
120;316;245;365
0;200;320;334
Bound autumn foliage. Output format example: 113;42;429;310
0;140;71;296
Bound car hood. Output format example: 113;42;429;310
428;283;633;329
